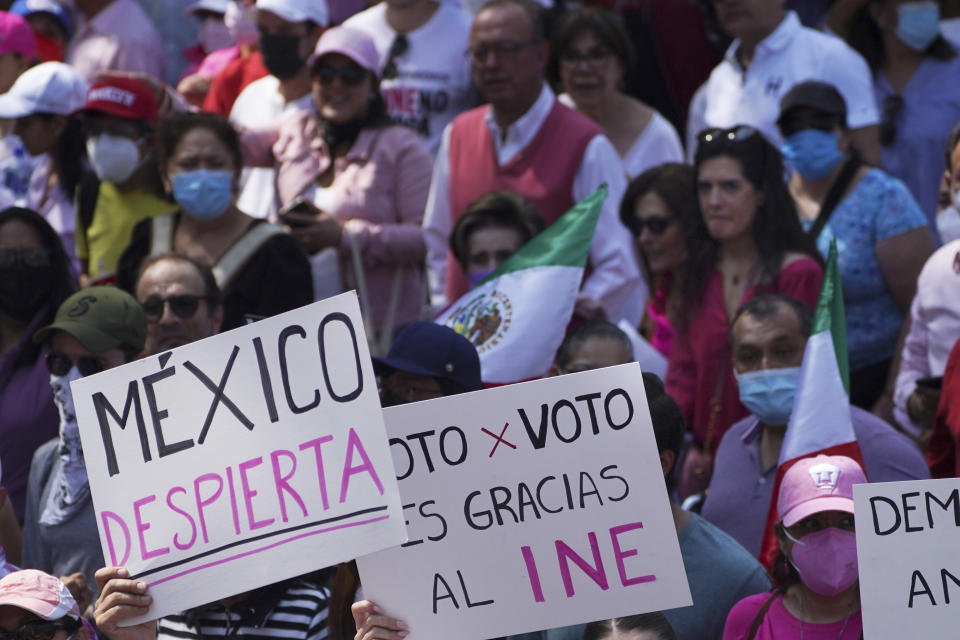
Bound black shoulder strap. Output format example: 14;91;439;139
76;172;101;233
746;591;781;640
808;155;862;241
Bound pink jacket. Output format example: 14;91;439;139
243;112;432;331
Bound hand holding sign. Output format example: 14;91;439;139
94;567;155;640
351;600;409;640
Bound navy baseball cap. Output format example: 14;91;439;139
374;322;483;393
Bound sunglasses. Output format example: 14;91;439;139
313;65;368;86
699;125;758;145
779;115;839;139
626;215;672;236
880;94;904;147
0;619;81;640
140;294;209;320
46;352;106;377
0;247;51;268
381;33;409;80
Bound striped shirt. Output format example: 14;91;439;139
158;578;330;640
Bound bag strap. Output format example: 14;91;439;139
346;230;403;357
807;155;862;241
702;348;730;454
746;591;781;640
213;223;286;289
150;214;175;255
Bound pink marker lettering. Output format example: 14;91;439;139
134;495;170;560
556;532;608;597
225;465;241;535
166;486;198;551
521;545;545;603
339;427;384;503
194;472;224;544
100;511;131;566
299;435;333;510
271;449;307;522
610;522;656;586
239;456;275;530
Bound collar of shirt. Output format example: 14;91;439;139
724;11;801;72
484;82;554;165
739;414;772;474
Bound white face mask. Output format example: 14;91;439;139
86;133;140;184
952;186;960;213
199;17;235;54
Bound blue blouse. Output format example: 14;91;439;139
804;169;927;371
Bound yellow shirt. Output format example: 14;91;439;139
76;182;176;283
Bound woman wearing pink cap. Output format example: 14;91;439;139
722;454;865;640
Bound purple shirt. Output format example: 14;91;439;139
0;310;60;520
701;406;929;557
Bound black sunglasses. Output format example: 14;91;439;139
46;352;105;377
381;33;409;80
313;65;368;86
0;247;51;268
779;115;840;139
140;294;209;320
0;619;81;640
626;215;672;236
880;94;904;147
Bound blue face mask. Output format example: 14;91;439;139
780;129;844;181
735;367;802;426
172;170;234;220
896;1;940;52
467;267;495;289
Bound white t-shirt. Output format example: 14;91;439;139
622;111;684;178
345;2;474;154
229;76;313;219
688;11;879;157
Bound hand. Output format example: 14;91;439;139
573;296;607;322
175;74;212;107
94;567;157;640
287;210;344;254
351;600;408;640
61;572;92;618
907;386;941;428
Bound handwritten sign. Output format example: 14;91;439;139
72;293;406;623
854;478;960;639
357;364;691;639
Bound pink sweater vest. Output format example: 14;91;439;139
445;100;601;302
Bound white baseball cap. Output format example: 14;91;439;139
257;0;328;27
185;0;231;16
0;62;89;119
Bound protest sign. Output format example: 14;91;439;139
356;363;691;639
854;478;960;639
71;293;406;623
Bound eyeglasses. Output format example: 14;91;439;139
466;40;535;64
0;247;51;268
880;93;904;147
46;352;106;377
560;47;611;69
0;619;81;640
779;115;839;139
140;294;210;320
381;33;409;80
626;215;673;236
313;65;368;87
699;125;758;145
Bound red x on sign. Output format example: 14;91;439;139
481;422;516;457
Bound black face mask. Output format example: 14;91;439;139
260;33;306;80
0;264;53;322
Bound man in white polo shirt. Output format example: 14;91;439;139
687;0;880;165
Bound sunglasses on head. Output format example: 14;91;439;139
313;65;368;86
626;215;672;236
699;125;758;145
0;619;81;640
46;352;105;377
140;294;209;320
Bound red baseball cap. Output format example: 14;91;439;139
80;77;158;121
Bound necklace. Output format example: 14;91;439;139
797;589;857;640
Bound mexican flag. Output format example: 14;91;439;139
758;240;866;572
435;185;607;384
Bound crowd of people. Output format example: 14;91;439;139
2;0;960;639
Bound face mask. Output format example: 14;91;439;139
86;134;140;184
735;366;801;426
225;1;258;46
896;1;941;52
172;170;234;220
781;129;844;181
34;32;64;63
260;33;305;80
199;18;236;54
41;365;92;527
467;267;495;288
0;263;53;322
951;187;960;213
786;527;859;596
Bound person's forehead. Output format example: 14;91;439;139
136;259;206;299
0;218;44;248
471;4;533;41
570;335;631;364
391;370;442;389
0;605;38;629
733;306;803;346
256;9;305;32
467;225;524;250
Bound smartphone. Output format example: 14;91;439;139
278;196;314;226
916;376;943;390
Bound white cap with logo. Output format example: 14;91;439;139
256;0;329;26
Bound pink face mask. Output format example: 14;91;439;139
786;527;859;596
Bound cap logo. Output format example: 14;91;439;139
88;87;136;107
808;462;840;490
68;295;96;317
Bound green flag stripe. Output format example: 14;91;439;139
476;185;607;284
811;239;850;395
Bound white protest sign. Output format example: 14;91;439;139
357;363;691;639
854;478;960;639
71;293;406;623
